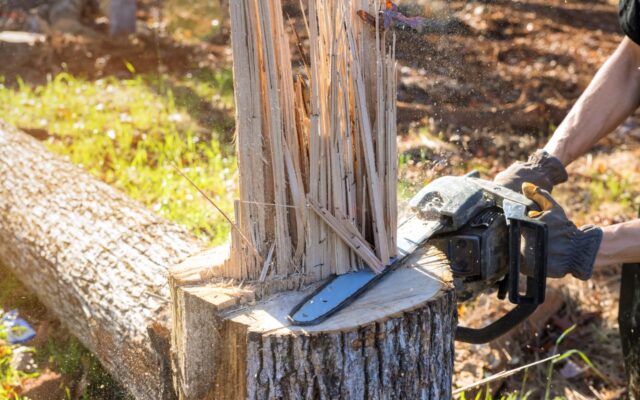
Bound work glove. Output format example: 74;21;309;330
494;150;568;193
521;183;602;280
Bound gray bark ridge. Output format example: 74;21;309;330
0;121;203;400
242;292;457;400
206;288;457;400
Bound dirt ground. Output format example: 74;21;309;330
392;0;637;398
1;0;637;398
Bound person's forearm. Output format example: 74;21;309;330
594;219;640;268
544;37;640;165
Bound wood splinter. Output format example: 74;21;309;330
169;1;456;399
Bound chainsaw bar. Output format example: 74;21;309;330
287;216;444;326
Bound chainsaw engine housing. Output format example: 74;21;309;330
429;207;509;301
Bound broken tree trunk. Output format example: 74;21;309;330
0;121;203;400
170;1;456;398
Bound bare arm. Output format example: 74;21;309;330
545;37;640;165
594;219;640;268
548;38;640;267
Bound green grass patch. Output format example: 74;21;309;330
39;335;132;400
0;328;21;400
0;71;237;245
586;168;639;212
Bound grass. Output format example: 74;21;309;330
0;66;237;397
0;322;27;400
456;325;604;400
39;334;133;400
0;69;237;245
586;168;639;212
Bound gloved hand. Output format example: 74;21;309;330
522;182;602;280
494;150;568;193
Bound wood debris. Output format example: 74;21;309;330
227;0;398;282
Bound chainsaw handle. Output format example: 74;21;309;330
456;304;538;344
455;211;548;344
507;215;547;305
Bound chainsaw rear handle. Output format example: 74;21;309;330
507;215;547;305
456;304;538;344
456;214;548;344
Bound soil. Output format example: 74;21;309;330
0;0;230;86
0;0;637;398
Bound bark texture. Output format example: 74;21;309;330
221;292;456;400
170;246;456;400
0;121;203;400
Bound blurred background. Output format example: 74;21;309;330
0;0;636;398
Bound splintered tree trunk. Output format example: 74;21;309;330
0;121;203;400
169;1;456;398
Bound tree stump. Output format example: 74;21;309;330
168;1;457;398
170;245;456;399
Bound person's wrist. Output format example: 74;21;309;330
529;149;568;187
543;147;570;166
544;127;574;166
569;225;603;280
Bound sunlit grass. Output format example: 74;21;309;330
39;334;133;400
0;70;237;245
456;325;603;400
586;168;638;211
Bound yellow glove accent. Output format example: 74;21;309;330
522;182;554;218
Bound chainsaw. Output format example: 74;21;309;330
288;172;548;344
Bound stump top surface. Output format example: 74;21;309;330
226;246;453;334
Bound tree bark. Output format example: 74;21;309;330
170;246;456;400
619;263;640;400
0;121;203;400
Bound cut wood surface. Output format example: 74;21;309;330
0;121;203;400
228;246;452;334
170;245;456;400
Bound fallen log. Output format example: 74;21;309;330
0;121;203;400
